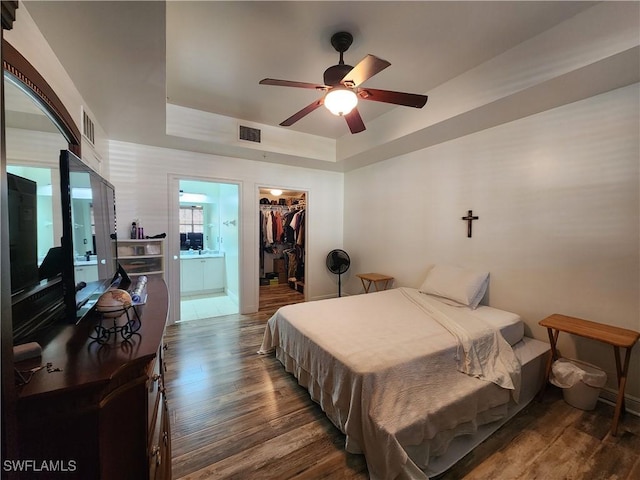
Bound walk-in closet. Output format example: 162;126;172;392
259;188;306;309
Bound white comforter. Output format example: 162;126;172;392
259;288;521;480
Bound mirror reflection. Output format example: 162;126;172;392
4;72;67;268
69;171;99;282
179;179;220;253
67;168;116;284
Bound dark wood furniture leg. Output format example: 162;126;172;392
611;345;633;436
538;327;559;400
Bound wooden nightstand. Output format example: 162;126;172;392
356;273;394;293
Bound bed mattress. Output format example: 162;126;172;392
259;288;548;479
470;304;524;346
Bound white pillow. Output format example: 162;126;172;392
419;265;489;309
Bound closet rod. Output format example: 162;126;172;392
259;204;305;211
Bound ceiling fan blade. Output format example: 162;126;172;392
340;54;391;87
344;107;366;134
357;87;428;108
280;98;324;126
260;78;328;90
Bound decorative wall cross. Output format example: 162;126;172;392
461;210;479;238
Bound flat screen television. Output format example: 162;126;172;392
59;150;118;323
9;175;67;344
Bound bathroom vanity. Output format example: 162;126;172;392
180;252;225;295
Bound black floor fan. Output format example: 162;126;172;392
326;249;350;297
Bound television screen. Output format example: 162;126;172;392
60;150;118;323
7;173;39;294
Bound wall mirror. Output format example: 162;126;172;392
4;71;68;269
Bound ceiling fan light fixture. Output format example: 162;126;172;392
324;88;358;116
259;32;427;133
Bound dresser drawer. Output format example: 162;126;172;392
149;393;171;480
147;353;162;436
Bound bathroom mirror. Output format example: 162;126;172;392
179;179;221;253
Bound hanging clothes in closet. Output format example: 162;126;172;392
260;207;286;246
260;203;305;289
282;207;305;284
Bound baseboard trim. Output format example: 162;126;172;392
311;293;339;301
240;304;258;314
226;288;239;305
599;387;640;417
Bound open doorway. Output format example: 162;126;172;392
178;179;239;321
258;187;306;310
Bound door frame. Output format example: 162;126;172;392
167;173;242;325
255;185;309;312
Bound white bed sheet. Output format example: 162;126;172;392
423;336;550;477
259;288;532;480
468;303;524;346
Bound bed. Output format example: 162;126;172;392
259;266;550;479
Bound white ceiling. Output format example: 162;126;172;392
20;1;596;148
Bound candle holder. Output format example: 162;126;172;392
90;305;141;344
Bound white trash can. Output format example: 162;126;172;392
550;358;607;410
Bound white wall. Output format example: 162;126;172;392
343;84;640;400
108;140;344;320
219;182;239;302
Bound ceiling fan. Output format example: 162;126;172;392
259;32;428;134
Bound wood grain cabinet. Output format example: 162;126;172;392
14;278;171;479
148;342;171;480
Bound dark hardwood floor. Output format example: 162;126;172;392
164;285;640;479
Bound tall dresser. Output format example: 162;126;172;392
14;277;171;479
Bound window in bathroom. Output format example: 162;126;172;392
179;205;204;233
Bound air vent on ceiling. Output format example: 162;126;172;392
239;125;261;143
82;108;95;146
